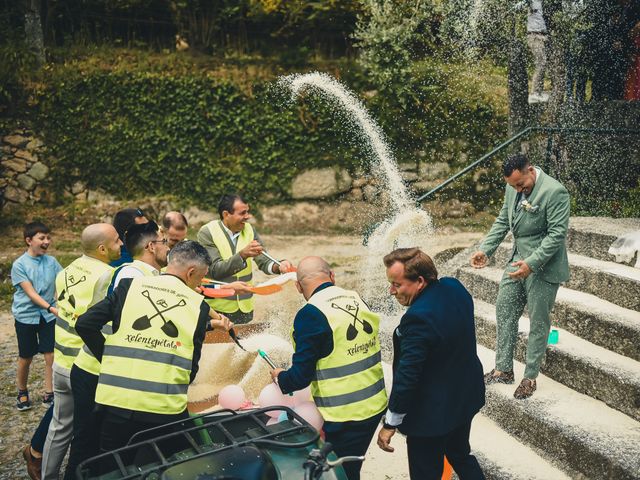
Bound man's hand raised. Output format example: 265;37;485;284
470;251;488;269
239;240;263;259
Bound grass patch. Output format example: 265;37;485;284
0;282;14;311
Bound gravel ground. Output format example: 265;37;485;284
0;312;50;480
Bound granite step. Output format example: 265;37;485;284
567;217;640;264
470;414;574;480
474;299;640;421
492;243;640;312
456;265;640;362
477;345;640;480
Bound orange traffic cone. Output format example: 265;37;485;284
442;456;453;480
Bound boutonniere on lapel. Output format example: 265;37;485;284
520;199;539;213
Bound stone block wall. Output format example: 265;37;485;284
0;130;50;210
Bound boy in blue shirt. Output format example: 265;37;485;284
11;222;62;411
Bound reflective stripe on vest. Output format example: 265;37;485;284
54;342;80;358
56;316;76;335
54;256;113;370
205;220;255;313
313;351;382;381
74;260;156;376
306;286;387;422
99;373;188;396
95;275;201;415
103;345;192;370
314;378;386;408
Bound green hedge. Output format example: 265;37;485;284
31;59;508;209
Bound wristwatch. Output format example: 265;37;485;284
46;305;52;313
382;421;397;430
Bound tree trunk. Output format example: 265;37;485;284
24;0;45;66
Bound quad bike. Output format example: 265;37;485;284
75;406;360;480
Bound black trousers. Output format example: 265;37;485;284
324;413;383;480
64;365;100;480
406;418;484;480
97;410;191;474
31;403;53;452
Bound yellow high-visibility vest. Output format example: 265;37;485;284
95;275;202;415
54;256;113;370
300;285;387;422
205;220;254;314
74;260;157;376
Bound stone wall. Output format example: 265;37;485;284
288;161;477;218
0;130;50;210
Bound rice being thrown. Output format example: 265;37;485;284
188;333;294;406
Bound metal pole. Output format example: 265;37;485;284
416;127;533;203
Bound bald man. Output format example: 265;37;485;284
162;211;188;249
271;257;387;480
40;223;122;479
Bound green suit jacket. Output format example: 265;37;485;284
480;168;570;284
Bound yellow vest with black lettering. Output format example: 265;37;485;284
74;260;157;376
54;256;114;370
205;220;254;314
303;285;387;422
95;275;202;415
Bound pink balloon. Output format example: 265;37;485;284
258;383;291;418
294;401;324;431
291;386;312;407
218;385;246;410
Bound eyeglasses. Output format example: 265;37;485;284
149;238;168;245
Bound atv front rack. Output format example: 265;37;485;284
76;406;320;480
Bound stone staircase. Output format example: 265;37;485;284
445;217;640;480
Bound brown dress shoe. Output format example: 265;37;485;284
22;444;41;480
513;378;537;399
483;369;515;385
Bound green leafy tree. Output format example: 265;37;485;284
353;0;441;97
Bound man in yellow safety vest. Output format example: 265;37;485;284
197;193;292;324
64;220;170;479
271;256;387;480
41;223;122;480
76;240;232;455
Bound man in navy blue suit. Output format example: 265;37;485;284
377;248;485;480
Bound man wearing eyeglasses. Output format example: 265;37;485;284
63;221;170;479
111;208;149;267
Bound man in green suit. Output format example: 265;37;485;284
470;154;570;399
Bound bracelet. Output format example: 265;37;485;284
46;305;52;313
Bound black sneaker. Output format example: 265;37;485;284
42;392;54;406
17;390;32;411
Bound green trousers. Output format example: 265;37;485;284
494;263;560;379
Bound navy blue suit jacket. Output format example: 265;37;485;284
389;277;485;437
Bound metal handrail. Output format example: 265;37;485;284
415;126;640;203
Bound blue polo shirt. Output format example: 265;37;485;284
11;252;62;324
